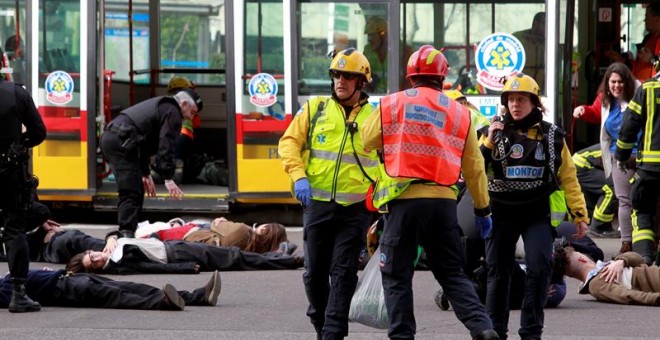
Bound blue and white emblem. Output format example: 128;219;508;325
510;144;524;159
474;33;525;91
45;70;74;105
248;73;278;107
535;142;545;161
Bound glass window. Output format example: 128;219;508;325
297;2;389;94
0;2;26;83
104;0;150;83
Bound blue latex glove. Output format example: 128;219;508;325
475;215;492;239
294;178;312;207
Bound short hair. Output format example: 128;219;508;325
174;88;203;112
4;35;21;52
551;243;571;284
66;252;90;273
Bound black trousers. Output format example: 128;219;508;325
380;198;492;339
165;240;301;270
0;163;31;279
631;169;660;248
52;273;206;309
486;201;554;340
302;200;368;339
576;167;618;224
100;128;144;233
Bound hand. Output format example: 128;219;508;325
142;175;157;197
42;219;61;232
294;178;312;207
573;221;589;239
165;179;184;199
616;160;628;174
601;259;624;283
487;120;504;144
475;215;493;239
572;106;585;119
103;236;118;255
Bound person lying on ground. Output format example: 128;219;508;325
0;268;221;311
65;236;303;274
553;244;660;305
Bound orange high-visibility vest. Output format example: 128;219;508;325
380;87;470;186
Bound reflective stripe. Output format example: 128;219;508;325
616;139;635;150
311;187;366;203
627;100;642;115
383;122;467;150
593;184;615;222
631;210;655;243
488;179;544;192
638;150;660;163
383;142;462;167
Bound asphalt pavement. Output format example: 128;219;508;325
0;222;657;339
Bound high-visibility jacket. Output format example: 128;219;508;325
617;79;660;172
303;97;379;206
380;87;470;186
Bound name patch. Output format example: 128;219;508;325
505;166;544;179
403;103;446;129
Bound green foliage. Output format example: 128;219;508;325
160;14;200;63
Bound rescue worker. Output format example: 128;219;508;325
572;144;620;238
615;72;660;265
361;45;499;340
278;48;379;340
480;73;589;339
444;89;491;134
100;88;203;239
0;77;47;312
362;16;413;93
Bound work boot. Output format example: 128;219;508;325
473;329;500;340
9;278;41;313
588;220;620;238
161;284;185;311
633;240;655;265
204;270;222;306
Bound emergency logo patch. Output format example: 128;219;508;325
404;88;418;97
45;70;74;105
379;252;387;267
337;57;347;69
505;166;544;179
248;73;278;107
510;144;524;159
535;142;545;161
438;93;450;108
316;134;327;144
474;33;525;91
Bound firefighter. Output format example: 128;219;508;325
572;144;620;238
361;45;498;340
480;73;589;339
0;77;46;312
100;88;203;239
615;73;660;265
278;48;379;340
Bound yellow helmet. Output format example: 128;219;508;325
443;89;466;101
364;16;387;35
500;73;540;105
167;76;194;94
328;47;372;83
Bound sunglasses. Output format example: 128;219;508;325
329;70;359;81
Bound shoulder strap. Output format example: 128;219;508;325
305;97;328;150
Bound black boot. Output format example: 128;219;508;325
474;329;500;340
9;278;41;313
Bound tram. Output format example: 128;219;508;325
0;0;651;215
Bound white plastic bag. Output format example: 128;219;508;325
349;247;389;329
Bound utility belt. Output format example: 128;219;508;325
105;122;141;150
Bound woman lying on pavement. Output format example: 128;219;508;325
0;269;221;311
64;235;303;274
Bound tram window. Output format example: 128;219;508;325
105;4;150;84
0;2;26;83
297;2;389;95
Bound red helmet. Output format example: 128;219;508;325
406;45;449;79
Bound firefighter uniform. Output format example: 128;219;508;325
362;45;497;340
480;74;588;339
279;48;379;340
616;79;660;264
572;144;619;236
0;80;46;312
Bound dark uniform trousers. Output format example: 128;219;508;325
576;167;617;228
381;198;493;339
0;160;30;279
631;169;660;259
302;200;368;339
486;202;554;340
100;117;144;233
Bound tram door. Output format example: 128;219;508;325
31;0;97;196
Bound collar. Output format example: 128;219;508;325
578;260;610;294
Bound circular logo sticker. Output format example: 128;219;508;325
45;70;74;105
248;73;278;108
474;33;525;91
510;144;525;159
